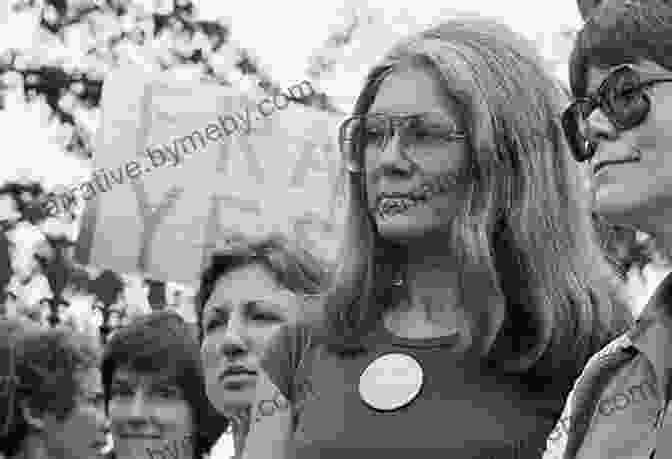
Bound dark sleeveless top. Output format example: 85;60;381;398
261;320;572;459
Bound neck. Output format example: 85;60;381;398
231;414;250;458
388;240;464;336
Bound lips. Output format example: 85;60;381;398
593;155;641;175
219;365;257;380
375;175;457;218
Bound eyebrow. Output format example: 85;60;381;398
201;303;229;321
204;297;294;319
111;374;179;387
369;110;452;119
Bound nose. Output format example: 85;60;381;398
218;315;248;360
92;403;108;432
371;132;413;180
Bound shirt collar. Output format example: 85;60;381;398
628;270;672;391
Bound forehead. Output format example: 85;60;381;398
368;66;460;121
111;367;176;386
203;263;297;310
585;60;672;94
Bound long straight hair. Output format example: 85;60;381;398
322;17;629;380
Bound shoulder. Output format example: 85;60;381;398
582;332;635;372
542;332;638;459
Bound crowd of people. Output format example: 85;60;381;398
3;0;672;458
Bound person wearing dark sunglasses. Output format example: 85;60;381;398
239;16;628;459
543;1;672;458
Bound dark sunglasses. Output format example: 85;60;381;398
562;65;672;162
338;112;467;173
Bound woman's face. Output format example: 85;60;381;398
41;367;107;459
200;263;300;415
364;66;469;243
108;368;195;459
585;60;672;232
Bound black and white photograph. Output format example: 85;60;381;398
1;0;672;457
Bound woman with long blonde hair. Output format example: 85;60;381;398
240;17;629;459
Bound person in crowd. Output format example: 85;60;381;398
543;0;672;457
241;16;631;459
101;310;226;459
0;320;107;459
196;233;331;458
60;273;100;341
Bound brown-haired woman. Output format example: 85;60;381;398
241;16;629;459
196;233;330;458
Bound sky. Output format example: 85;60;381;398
198;0;585;110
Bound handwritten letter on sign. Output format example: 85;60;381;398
75;65;345;285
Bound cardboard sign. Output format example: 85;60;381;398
74;65;345;285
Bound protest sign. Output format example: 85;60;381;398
74;64;345;285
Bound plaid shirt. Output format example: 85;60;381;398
543;270;672;459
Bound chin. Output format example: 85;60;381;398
375;214;443;243
208;387;255;415
593;183;660;230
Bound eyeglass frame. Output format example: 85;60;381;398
562;64;672;162
338;112;468;173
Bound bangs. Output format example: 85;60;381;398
123;342;185;381
569;0;672;97
102;312;200;394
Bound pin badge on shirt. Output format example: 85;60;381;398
359;353;424;411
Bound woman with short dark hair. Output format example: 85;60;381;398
196;233;330;458
543;1;672;457
102;311;226;459
0;320;107;459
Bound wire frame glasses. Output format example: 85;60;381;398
338;113;467;173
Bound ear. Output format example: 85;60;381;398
19;399;45;431
577;0;604;20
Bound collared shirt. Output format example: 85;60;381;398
543;269;672;459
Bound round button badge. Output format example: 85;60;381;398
358;353;424;411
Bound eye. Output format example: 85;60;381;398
248;302;283;322
87;392;106;407
153;385;181;399
251;312;280;321
203;310;228;333
616;84;640;99
364;126;386;146
204;317;226;333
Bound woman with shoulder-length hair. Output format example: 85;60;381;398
102;310;227;459
241;16;630;459
196;233;330;458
